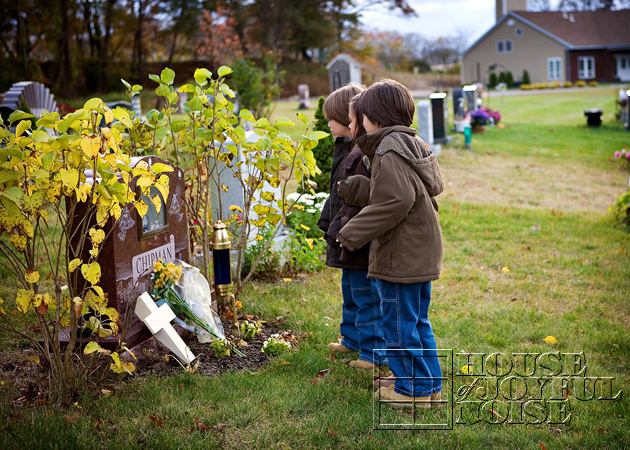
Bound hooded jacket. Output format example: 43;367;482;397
336;126;444;283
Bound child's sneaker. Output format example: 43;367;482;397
349;359;381;370
327;342;352;353
374;385;431;409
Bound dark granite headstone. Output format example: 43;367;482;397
70;155;190;347
452;88;465;119
430;93;447;142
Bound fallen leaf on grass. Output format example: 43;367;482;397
178;383;184;392
64;412;80;423
543;336;558;345
277;361;291;366
539;444;547;450
101;388;113;397
327;428;337;439
27;355;40;364
311;369;331;384
489;408;505;420
149;413;165;428
501;267;510;273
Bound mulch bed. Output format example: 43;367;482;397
0;318;296;404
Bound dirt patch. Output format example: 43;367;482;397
439;148;626;212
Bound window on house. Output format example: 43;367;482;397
507;19;515;26
497;41;504;53
578;56;595;79
548;57;562;80
504;40;513;53
516;28;523;36
496;40;513;54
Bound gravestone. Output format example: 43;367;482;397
298;84;311;109
326;54;362;92
176;92;188;113
417;100;441;156
1;81;58;117
452;88;465;132
429;92;448;143
131;95;142;118
463;85;478;113
70;155;190;347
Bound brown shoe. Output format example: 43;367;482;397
431;390;442;407
327;342;352;353
349;359;381;370
375;385;431;409
373;371;395;388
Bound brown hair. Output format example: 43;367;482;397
323;83;365;126
357;79;415;128
349;93;366;140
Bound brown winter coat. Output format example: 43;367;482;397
336;126;444;284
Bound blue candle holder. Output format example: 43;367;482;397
211;221;238;324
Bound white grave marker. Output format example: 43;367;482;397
135;292;196;364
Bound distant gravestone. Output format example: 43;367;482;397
429;92;448;143
71;155;190;347
417;100;441;156
326;54;362;93
463;85;478;113
176;92;188;113
1;81;58;117
452;88;465;119
298;84;311;109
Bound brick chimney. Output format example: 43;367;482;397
496;0;528;22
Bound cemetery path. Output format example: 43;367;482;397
439;148;625;212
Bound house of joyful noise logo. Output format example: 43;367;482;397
454;352;622;425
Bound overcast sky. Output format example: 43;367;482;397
359;0;498;46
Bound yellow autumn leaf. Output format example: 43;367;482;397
111;359;135;375
84;341;103;355
75;183;92;202
305;238;314;250
89;228;106;245
80;136;101;158
89;248;98;257
59;168;79;191
300;224;310;231
0;298;5;315
103;107;114;125
104;153;117;169
460;364;473;375
16;289;34;313
69;258;82;273
136;175;153;187
151;195;162;214
9;234;27;252
25;270;40;284
221;184;228;192
81;262;101;285
111;202;122;220
283;278;292;283
501;267;510;273
135;199;149;217
229;205;243;213
27;355;40;365
543;335;558;345
255;235;263;241
96;203;109;226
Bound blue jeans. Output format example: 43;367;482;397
340;269;387;365
374;279;442;397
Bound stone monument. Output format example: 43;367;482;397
326;54;362;92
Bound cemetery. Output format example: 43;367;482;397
1;2;630;449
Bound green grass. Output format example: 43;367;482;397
2;88;630;449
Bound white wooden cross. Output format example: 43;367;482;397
135;292;196;365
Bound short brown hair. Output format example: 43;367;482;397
349;94;366;140
323;83;365;126
357;79;415;128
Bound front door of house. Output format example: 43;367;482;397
616;55;630;81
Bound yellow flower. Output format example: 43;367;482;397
255;235;263;241
299;224;310;231
460;364;473;375
543;336;558;345
229;205;244;213
501;266;510;273
236;301;242;309
154;260;164;273
294;204;305;211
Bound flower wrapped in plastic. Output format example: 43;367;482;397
151;259;245;357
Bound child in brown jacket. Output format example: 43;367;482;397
337;79;443;407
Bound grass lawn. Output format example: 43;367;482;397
1;88;630;449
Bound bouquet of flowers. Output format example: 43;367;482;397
151;259;245;357
469;108;490;127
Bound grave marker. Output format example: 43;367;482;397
326;54;362;92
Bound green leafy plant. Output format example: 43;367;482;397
261;334;291;355
521;69;530;85
0;100;167;400
142;66;327;319
211;339;231;357
488;72;498;89
284;192;327;239
229;57;284;120
283;230;326;274
240;320;262;340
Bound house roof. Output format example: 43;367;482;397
464;9;630;55
515;10;630;48
326;53;361;70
